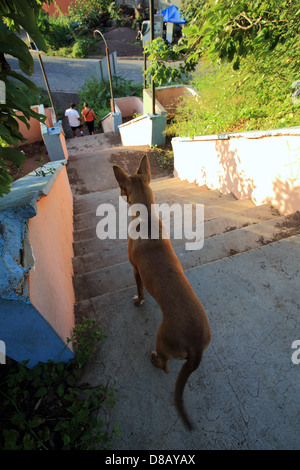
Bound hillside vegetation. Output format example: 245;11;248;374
148;0;300;137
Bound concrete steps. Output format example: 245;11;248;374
72;203;280;275
67;133;300;448
70;172;300;310
73;210;300;302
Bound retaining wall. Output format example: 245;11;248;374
172;128;300;215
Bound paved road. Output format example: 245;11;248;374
7;53;145;93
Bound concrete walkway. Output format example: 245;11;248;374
67;134;300;450
82;236;300;450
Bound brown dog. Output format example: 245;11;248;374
113;155;211;430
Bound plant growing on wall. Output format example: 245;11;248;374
0;0;50;198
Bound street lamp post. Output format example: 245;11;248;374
27;34;57;121
149;0;156;115
94;29;116;114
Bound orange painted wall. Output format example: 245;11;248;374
42;0;73;16
28;165;75;348
16;106;53;144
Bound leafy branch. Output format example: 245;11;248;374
0;0;50;197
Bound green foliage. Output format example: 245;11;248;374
68;0;119;29
180;0;300;69
1;0;49;52
78;76;143;122
0;318;118;450
146;0;300;137
37;11;97;58
71;37;94;58
71;317;106;368
148;0;300;83
168;53;300;138
144;38;196;86
15;83;51;108
37;11;75;51
0;0;49;197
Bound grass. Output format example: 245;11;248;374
168;52;300;139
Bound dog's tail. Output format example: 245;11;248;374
174;354;202;431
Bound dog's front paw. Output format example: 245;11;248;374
133;295;145;306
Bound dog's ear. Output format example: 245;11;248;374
137;155;151;184
113;165;131;192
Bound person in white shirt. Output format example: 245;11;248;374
65;103;83;137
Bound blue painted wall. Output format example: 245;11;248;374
0;298;74;368
0;161;74;367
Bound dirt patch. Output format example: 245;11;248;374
92;27;143;58
8;141;50;182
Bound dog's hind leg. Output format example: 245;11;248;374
151;323;171;373
151;350;170;373
132;265;145;305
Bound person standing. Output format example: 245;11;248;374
81;102;98;135
65;103;83;137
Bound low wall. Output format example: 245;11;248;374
28;165;75;352
16;104;68;162
101;97;143;134
143;85;197;118
101;103;122;133
143;88;168;117
16;106;53;144
115;96;143;119
42;0;73;16
154;85;198;118
0;161;75;367
172;128;300;215
119;113;166;147
114;86;198;147
95;52;117;82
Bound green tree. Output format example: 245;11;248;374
146;0;300;84
166;0;300;136
0;0;50;197
180;0;300;69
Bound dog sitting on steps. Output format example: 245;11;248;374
113;155;211;430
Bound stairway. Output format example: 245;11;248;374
70;161;300;318
66;133;300;450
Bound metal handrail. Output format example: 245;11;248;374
94;29;116;114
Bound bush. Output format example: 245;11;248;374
78;76;143;122
168;47;300;138
72;38;94;58
38;12;75;51
68;0;119;29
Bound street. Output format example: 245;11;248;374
6;53;145;93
